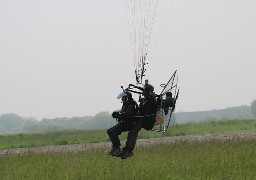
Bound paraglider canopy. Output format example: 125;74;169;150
124;0;160;84
124;0;174;84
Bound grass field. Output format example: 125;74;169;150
0;119;256;150
1;119;256;179
1;137;256;179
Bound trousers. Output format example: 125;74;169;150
125;118;144;151
107;122;133;148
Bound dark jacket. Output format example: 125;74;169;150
114;99;138;124
138;94;158;130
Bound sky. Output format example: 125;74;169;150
0;0;256;120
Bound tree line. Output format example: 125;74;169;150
1;100;256;134
0;112;116;134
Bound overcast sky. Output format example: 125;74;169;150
0;0;256;119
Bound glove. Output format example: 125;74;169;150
112;111;119;119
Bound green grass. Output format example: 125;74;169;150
1;119;256;179
0;119;256;150
1;138;256;179
165;119;256;136
0;129;108;149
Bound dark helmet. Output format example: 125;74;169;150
166;91;172;97
144;84;154;93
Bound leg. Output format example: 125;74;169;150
120;119;143;159
107;123;125;148
125;118;143;152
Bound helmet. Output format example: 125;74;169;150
144;84;154;93
166;91;172;97
117;91;132;100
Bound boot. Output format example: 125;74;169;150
121;149;134;159
112;147;121;157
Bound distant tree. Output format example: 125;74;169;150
204;115;218;121
92;111;114;129
0;113;27;134
251;100;256;118
22;119;40;133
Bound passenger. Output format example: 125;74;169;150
107;91;138;156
